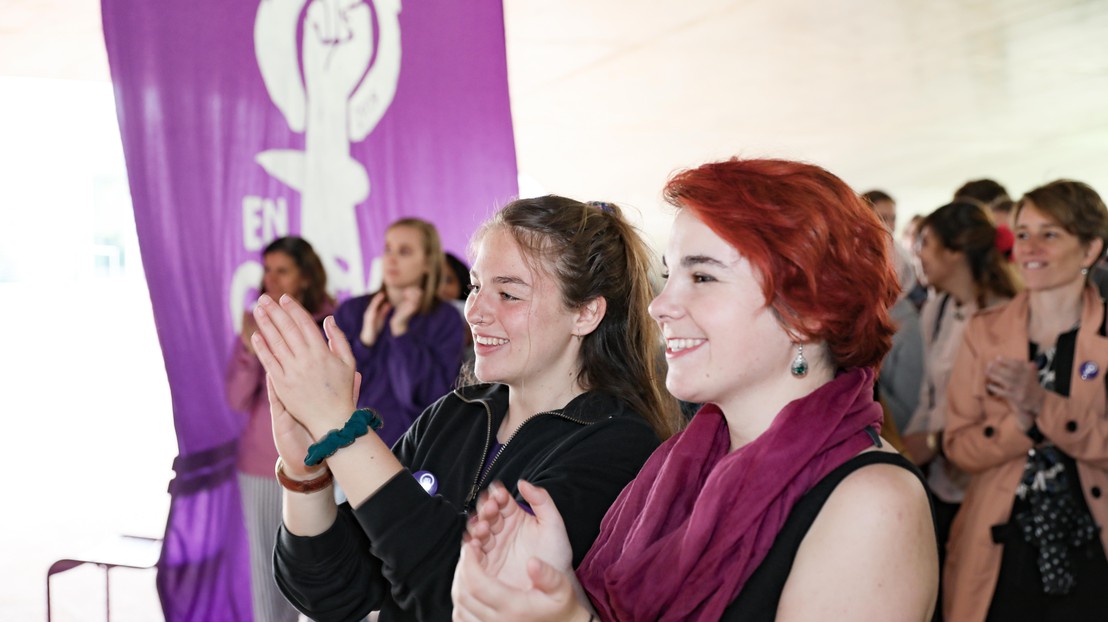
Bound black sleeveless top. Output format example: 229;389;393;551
721;451;933;621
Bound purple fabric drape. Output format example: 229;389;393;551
101;1;517;619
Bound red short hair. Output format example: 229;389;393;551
663;158;898;370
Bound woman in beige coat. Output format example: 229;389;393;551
944;179;1108;621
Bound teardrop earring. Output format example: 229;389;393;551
790;343;809;378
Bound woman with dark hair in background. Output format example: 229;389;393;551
250;196;680;621
902;202;1020;602
226;235;334;622
944;180;1108;621
439;251;470;304
440;251;475;380
955;178;1011;215
452;159;937;621
955;179;1016;257
333;218;467;449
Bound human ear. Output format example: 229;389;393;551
773;303;821;340
1082;238;1104;269
573;296;607;337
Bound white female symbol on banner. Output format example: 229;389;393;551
254;0;401;295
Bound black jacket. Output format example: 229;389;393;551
274;383;661;622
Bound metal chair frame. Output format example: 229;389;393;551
46;534;162;622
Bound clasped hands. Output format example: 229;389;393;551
984;356;1046;431
361;286;422;345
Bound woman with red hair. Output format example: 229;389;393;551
452;158;939;621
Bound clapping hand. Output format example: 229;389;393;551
985;356;1046;431
451;481;591;621
241;310;259;355
360;291;391;346
389;286;422;337
252;294;358;440
467;481;571;589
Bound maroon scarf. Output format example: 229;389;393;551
577;368;882;621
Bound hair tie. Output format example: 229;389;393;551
304;408;383;466
587;201;616;215
994;224;1015;258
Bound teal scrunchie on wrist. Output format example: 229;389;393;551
304;408;384;467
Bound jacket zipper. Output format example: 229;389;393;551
469;409;563;505
454;389;602;508
455;390;496;507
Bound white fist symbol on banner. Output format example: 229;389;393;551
254;0;402;295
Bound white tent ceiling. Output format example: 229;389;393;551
4;0;1107;246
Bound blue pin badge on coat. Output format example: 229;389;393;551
1079;361;1099;381
413;470;438;495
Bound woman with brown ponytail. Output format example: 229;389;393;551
902;202;1020;588
249;196;680;621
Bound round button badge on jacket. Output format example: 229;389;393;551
413;470;438;495
1079;361;1099;380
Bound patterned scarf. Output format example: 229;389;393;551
1012;340;1099;594
577;368;882;621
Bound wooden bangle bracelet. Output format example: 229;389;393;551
275;457;333;494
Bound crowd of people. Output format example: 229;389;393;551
870;179;1108;621
226;160;1108;621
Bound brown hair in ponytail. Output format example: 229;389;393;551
472;195;681;439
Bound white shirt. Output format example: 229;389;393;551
906;292;977;503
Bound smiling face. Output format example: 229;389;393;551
464;228;584;389
1014;201;1101;292
382;225;430;289
649;210;794;407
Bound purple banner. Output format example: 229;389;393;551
102;0;517;618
